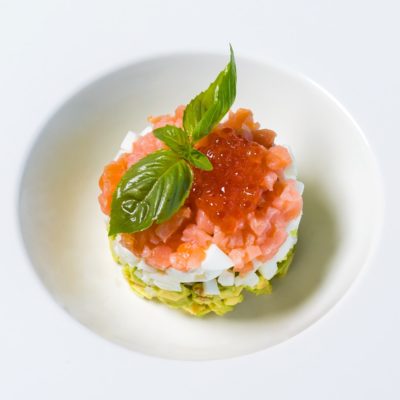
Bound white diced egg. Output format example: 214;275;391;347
148;271;178;285
135;270;151;284
259;260;278;280
114;149;125;161
283;145;298;180
284;164;297;180
136;260;157;273
286;214;302;234
114;127;152;160
274;234;297;262
134;270;151;285
295;181;304;195
120;131;140;152
166;267;222;283
203;279;220;295
218;270;235;286
113;238;139;266
166;268;198;283
139;126;153;136
201;270;228;282
153;280;182;292
235;271;259;287
201;244;234;271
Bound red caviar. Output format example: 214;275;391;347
191;127;273;234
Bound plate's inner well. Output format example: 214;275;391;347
19;54;382;360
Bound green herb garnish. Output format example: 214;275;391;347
183;45;236;143
109;46;236;235
109;150;193;235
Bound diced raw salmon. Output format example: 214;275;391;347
272;180;303;221
182;224;212;248
265;145;292;171
262;171;278;191
146;245;172;270
259;228;288;261
155;207;191;243
196;210;215;234
98;154;128;215
246;245;262;262
253;129;276;148
248;212;270;236
229;248;246;271
127;133;165;167
148;105;185;129
245;233;256;247
220;108;260;131
170;243;206;271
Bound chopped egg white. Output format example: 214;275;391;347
113;239;138;266
165;268;198;283
111;128;303;290
136;259;158;273
153;279;182;292
296;181;304;195
120;131;140;152
274;233;297;262
139;126;153;136
218;270;235;286
113;128;151;161
286;214;302;234
167;268;221;283
203;279;220;295
282;145;298;180
201;244;233;271
134;269;151;284
258;259;278;280
235;271;259;287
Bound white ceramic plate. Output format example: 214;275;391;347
18;54;383;360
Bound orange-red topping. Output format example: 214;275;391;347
99;107;302;272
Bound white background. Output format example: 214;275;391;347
1;0;399;398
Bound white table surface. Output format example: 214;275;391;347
1;0;399;398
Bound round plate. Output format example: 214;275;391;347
18;54;383;360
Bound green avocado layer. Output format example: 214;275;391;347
111;241;296;317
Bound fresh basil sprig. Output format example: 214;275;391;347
153;125;213;171
152;125;190;155
183;45;236;143
109;150;193;235
109;46;236;235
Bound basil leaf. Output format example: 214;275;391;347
153;125;213;171
153;125;190;155
188;149;213;171
183;45;236;143
109;150;193;235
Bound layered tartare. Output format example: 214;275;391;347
98;48;303;316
